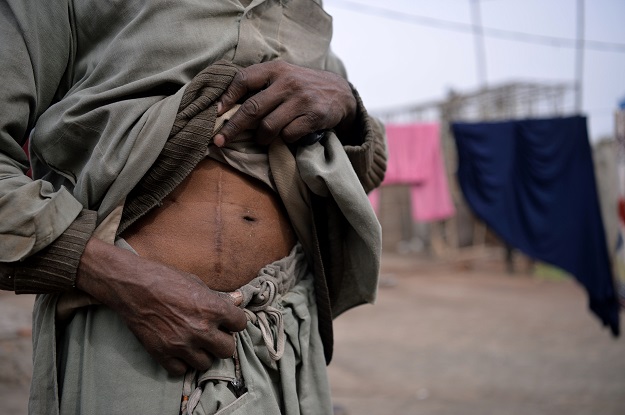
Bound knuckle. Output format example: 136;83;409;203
280;128;299;143
284;75;300;90
259;118;278;137
240;98;261;118
221;89;237;105
232;69;248;89
222;70;248;103
220;119;240;137
303;111;321;129
167;338;188;355
270;60;288;72
304;90;321;107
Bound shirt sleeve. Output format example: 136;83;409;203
324;49;387;193
0;0;96;292
342;86;387;194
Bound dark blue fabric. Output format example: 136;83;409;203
453;116;620;336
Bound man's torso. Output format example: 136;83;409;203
122;159;296;291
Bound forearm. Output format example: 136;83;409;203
74;237;188;312
74;235;248;376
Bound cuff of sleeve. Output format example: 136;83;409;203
342;85;387;193
11;209;97;294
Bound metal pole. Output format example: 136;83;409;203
470;0;488;88
575;0;585;113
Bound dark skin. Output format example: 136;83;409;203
214;60;357;146
76;61;358;376
77;238;246;376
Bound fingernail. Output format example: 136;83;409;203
229;291;243;305
214;134;225;147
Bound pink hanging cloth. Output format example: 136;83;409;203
369;122;455;222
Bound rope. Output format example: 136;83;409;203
244;305;286;361
180;245;307;414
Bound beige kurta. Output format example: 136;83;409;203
51;244;332;415
1;1;387;413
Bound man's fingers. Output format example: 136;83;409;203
213;61;357;147
217;290;243;307
280;113;321;144
179;349;214;372
217;65;275;116
215;89;282;147
161;357;188;377
220;304;248;332
211;290;248;331
217;70;251;116
229;290;243;306
254;104;296;145
198;330;238;359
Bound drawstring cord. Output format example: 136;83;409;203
179;244;306;415
244;307;285;361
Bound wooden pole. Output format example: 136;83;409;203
470;0;488;88
575;0;585;113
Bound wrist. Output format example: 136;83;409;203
76;237;126;304
335;87;360;145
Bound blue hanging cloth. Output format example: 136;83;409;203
453;115;620;336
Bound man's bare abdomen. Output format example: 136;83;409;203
122;159;296;292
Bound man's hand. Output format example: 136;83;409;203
214;60;357;147
76;238;247;376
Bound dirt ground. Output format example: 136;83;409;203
1;252;624;415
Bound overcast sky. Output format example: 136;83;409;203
325;0;625;141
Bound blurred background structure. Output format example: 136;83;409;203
327;0;625;141
325;0;625;296
324;1;625;413
373;80;578;256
